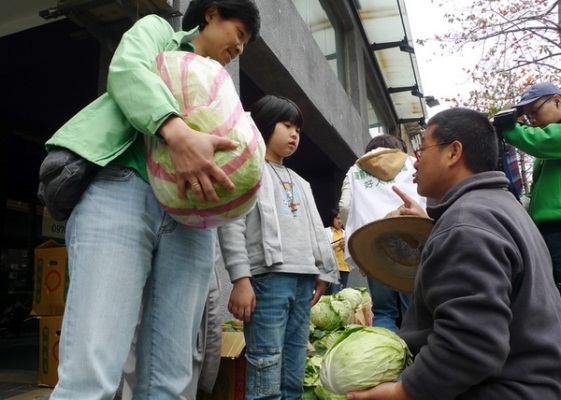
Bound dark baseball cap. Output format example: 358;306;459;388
516;82;561;109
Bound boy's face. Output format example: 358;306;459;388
265;121;301;163
195;8;251;66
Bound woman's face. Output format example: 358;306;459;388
333;213;343;229
194;7;251;66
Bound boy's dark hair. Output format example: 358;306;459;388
182;0;260;42
365;134;407;153
427;108;499;173
250;95;304;144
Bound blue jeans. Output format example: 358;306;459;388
330;271;349;294
244;273;315;400
367;277;410;333
51;167;215;400
541;231;561;295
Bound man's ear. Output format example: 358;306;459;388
448;141;463;165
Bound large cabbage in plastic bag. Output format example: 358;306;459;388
146;51;265;228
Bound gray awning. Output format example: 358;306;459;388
354;0;427;126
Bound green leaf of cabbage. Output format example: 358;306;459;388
312;329;344;357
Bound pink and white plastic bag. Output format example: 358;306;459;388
146;51;265;228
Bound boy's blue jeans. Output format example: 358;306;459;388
243;272;315;400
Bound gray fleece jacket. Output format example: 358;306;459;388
399;171;561;399
217;163;338;284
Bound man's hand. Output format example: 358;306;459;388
346;381;412;400
392;186;429;219
158;116;239;203
228;277;255;322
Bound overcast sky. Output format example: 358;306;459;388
403;0;480;116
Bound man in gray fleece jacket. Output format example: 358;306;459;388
347;108;561;400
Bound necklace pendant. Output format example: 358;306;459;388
290;201;298;212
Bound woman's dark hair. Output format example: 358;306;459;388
365;134;407;153
427;108;498;173
324;208;340;228
182;0;260;42
250;95;304;144
330;208;340;221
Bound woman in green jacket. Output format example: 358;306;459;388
48;1;260;399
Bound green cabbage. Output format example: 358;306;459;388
304;354;323;387
147;51;265;228
319;326;413;395
312;329;344;357
310;295;354;331
314;384;347;400
337;288;363;311
302;386;318;400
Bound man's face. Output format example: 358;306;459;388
413;126;451;199
523;94;561;128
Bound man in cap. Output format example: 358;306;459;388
497;82;561;295
347;108;561;400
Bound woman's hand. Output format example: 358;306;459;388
158;116;239;203
229;277;256;322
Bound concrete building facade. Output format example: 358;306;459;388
1;0;428;323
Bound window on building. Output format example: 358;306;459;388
291;0;345;85
366;98;384;137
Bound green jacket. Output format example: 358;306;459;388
502;122;561;225
46;15;197;181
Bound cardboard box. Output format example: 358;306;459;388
41;208;67;240
33;241;69;316
201;331;246;400
38;316;62;387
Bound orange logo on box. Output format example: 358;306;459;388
52;339;59;363
45;270;62;292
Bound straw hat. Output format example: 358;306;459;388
348;212;433;294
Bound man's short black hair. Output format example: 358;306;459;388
427;108;499;173
182;0;260;42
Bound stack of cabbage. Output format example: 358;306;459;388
310;287;373;335
305;288;412;399
146;51;265;228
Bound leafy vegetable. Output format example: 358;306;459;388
146;51;265;229
310;295;354;331
338;288;363;311
320;326;413;395
314;384;347;399
312;329;344;357
304;354;323;387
